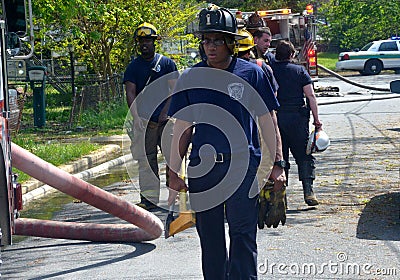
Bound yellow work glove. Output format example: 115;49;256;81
264;186;286;228
258;180;274;229
258;187;268;229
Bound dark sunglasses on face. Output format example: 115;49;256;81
201;38;226;46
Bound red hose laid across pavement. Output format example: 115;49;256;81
11;142;163;242
14;218;155;242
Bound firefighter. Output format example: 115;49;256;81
252;26;275;66
123;22;178;210
237;28;278;96
271;40;322;206
168;6;285;279
244;13;275;65
237;29;288;230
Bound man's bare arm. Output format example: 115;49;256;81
167;119;193;204
125;81;144;130
304;84;322;128
159;78;177;123
258;111;286;191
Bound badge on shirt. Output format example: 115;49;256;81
228;83;244;100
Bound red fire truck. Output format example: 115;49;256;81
235;5;319;79
0;0;32;246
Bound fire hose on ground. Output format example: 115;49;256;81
317;64;391;92
11;142;164;242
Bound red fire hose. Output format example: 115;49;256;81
11;142;163;242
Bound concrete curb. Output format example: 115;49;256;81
20;144;123;204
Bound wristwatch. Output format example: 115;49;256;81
274;160;287;169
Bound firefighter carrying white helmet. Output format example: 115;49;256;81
306;128;330;155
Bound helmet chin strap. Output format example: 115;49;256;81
224;36;239;56
232;42;239;56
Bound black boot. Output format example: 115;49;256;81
302;179;319;206
136;195;158;210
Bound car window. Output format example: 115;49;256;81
360;42;373;51
378;42;398;51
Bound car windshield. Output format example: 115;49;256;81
360;42;373;51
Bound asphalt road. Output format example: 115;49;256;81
1;74;400;279
315;71;398;96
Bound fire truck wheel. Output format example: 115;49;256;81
363;59;383;75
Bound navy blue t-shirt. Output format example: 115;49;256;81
169;58;279;160
271;61;312;107
124;53;178;122
249;58;279;94
264;51;276;66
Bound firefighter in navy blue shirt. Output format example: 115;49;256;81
237;28;279;96
271;40;322;206
123;22;178;210
252;27;275;66
167;6;286;279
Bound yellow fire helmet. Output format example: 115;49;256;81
237;29;255;52
134;22;160;40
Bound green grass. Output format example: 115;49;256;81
13;137;99;166
78;101;128;132
19;100;128;135
317;52;339;71
13;99;128;182
13;137;100;182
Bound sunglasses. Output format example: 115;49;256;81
201;38;226;47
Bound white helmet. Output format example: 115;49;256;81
306;129;330;155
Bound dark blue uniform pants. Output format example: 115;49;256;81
277;109;315;181
188;157;259;280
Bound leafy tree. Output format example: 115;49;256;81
199;0;314;13
32;0;200;78
319;0;400;51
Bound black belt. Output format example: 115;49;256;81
278;106;303;112
192;152;252;163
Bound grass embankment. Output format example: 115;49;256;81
13;137;100;182
13;101;128;183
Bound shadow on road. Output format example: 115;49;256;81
3;241;156;279
356;192;400;241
